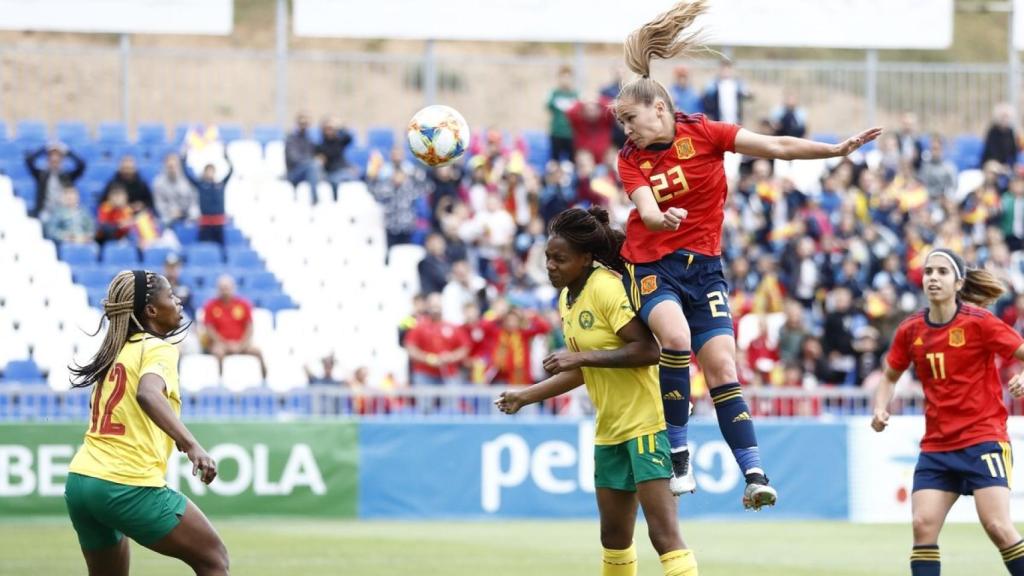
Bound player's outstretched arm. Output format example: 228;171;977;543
734;127;883;161
138;374;217;484
870;363;904;432
543;317;660;373
495;369;584;415
630;186;687;232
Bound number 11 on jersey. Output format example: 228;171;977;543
925;352;946;380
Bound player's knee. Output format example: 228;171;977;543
647;524;682;555
911;513;941;541
982;517;1019;547
658;331;691;351
600;526;633;550
703;358;737;387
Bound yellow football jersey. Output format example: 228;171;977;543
559;267;665;445
69;335;181;487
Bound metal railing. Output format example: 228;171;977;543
0;384;983;422
0;41;1016;137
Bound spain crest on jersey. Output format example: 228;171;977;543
949;327;966;348
674;137;696;160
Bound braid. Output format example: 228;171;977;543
69;270;155;388
549;207;627;274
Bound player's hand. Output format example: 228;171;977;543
1010;373;1024;398
871;410;890;432
661;207;687;231
543;351;582;374
185;444;217;484
835;127;883;157
495;390;526;415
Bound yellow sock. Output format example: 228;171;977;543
602;543;638;576
660;549;698;576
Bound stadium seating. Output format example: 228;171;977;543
221;355;263;391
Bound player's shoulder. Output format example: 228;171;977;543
619;140;640;162
141;337;178;358
958;303;999;325
897;309;927;330
675;111;707;125
590;267;624;290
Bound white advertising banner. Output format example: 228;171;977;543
849;416;1024;523
294;0;952;49
0;0;234;35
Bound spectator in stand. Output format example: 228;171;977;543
442;259;487;325
670;64;702;114
982;103;1020;171
1003;177;1024;252
152;154;198;228
418;232;450;295
702;59;751;124
405;293;469;386
565;93;616;163
459;194;516;281
539;160;575;224
428;164;463;231
770;91;807;138
367;145;426;248
823;286;867;386
895;112;924;170
460;301;499;385
101;156;155;214
777;299;811;366
316;116;357;197
547;66;578;162
918;135;957;201
25;142;86;218
182;150;233;246
306;354;344;386
202;275;266;377
94;184;135;245
285;112;321;194
164;253;195;321
43;186;94;245
599;67;628;148
398;293;427;346
490;306;550;386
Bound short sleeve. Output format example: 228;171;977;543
617;152;649;197
703;117;741;155
140;341;179;384
885;322;912;372
983;314;1024;359
596;272;636;335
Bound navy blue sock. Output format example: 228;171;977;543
911;545;940;576
659;349;691;452
711;382;762;474
1002;540;1024;574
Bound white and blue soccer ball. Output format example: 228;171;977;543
406;105;470;168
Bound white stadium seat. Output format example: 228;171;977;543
179;354;221;392
221;355;264;392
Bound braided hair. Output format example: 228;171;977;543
548;206;627;274
69;270;177;388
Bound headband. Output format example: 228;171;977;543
132;270;148;319
927;250;963;280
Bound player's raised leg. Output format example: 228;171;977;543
595;488;640;576
976;485;1024;575
146;500;230;576
81;537;130;576
641;296;696;495
697;334;776;510
910;489;958;576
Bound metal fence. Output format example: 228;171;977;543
0;384;993;422
0;41;1017;138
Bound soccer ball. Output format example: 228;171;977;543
406;105;470;168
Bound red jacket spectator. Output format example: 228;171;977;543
405;294;469;385
566;97;615;161
491;309;551;385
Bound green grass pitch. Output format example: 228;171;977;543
0;518;1013;575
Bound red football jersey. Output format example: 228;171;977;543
617;112;740;263
203;297;253;343
886;303;1024;452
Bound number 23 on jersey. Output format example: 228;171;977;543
650;165;690;203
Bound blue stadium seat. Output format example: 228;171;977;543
0;141;20;159
173;123;192;145
173;222;199;246
346;146;370;171
4;359;43;383
97;122;129;145
178;268;204;289
811;133;840;145
260;293;295;313
0;120;7;141
20;390;58;419
243;271;278;291
86;287;108;308
75;266;114;289
136;122;167;145
56;121;90;146
138;161;161;183
366;127;396;152
86;160;118;183
142;247;175;268
226;247;261;268
186;243;223;267
61;389;92;420
192;289;215;308
102;242;139;267
15;120;48;143
61;243;99;266
224;227;246;246
242;389;277;417
219;124;244;143
253;125;283;145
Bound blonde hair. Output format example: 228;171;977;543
70;270;155;388
960;268;1006;307
617;0;709;115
